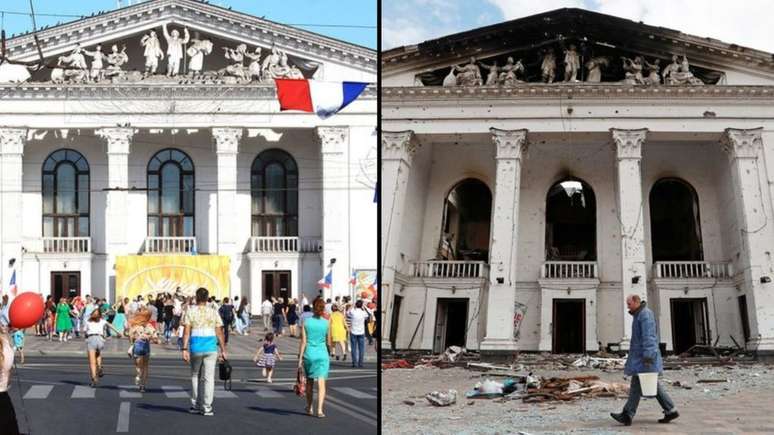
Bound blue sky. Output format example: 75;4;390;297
383;0;774;53
1;0;376;49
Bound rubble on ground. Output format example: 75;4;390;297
425;389;457;406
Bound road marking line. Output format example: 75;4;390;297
161;385;189;398
255;387;284;398
118;385;142;398
116;402;131;433
333;387;376;399
213;386;238;398
371;387;377;391
325;396;377;426
23;385;53;399
71;385;95;399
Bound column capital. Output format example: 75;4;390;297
212;127;243;154
611;128;648;160
0;128;27;155
722;127;763;160
490;128;527;160
382;130;417;164
316;126;349;154
96;127;137;154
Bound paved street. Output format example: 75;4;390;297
8;356;376;434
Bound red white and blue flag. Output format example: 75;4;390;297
275;79;368;119
349;271;357;286
8;270;17;297
317;270;333;289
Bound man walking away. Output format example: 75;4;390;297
182;287;227;416
348;300;369;368
261;298;273;331
611;294;679;426
218;298;235;344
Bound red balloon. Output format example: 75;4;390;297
9;292;45;329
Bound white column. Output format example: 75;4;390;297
611;128;648;350
380;130;416;349
722;128;774;351
212;127;242;299
97;127;136;303
480;128;527;353
317;126;350;301
0;128;27;297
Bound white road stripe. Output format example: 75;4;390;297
325;396;377;426
333;387;376;399
23;385;53;399
213;386;238;398
116;402;131;433
118;385;142;398
161;385;189;398
255;387;284;398
71;385;95;398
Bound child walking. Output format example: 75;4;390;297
253;333;281;383
11;329;24;366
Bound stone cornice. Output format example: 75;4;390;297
611;128;648;160
6;0;375;70
382;85;774;102
491;128;527;160
0;128;27;155
0;84;377;100
722;127;763;160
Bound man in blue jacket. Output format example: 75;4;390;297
611;294;679;426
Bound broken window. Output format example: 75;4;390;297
545;178;597;261
439;179;492;262
649;178;703;261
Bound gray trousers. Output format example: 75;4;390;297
623;374;676;419
190;352;218;412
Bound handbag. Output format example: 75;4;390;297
219;358;233;391
293;367;306;397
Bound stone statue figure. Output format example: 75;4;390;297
262;46;282;77
442;68;456;87
621;56;645;84
541;49;556;83
563;45;580;82
453;57;482;86
643;58;661;85
224;43;250;82
186;32;213;76
51;44;88;83
140;30;164;76
163;23;190;77
584;56;609;82
498;57;525;86
105;44;129;79
244;47;263;81
663;55;703;85
83;44;107;82
280;52;305;79
479;60;499;86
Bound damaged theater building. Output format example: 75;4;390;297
381;8;774;358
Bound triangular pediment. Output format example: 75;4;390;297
383;8;774;86
3;0;375;84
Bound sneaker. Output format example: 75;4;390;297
610;412;632;426
188;406;201;414
658;411;679;423
201;410;214;416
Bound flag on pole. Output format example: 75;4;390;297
275;79;368;119
349;271;357;286
317;270;332;289
8;270;17;297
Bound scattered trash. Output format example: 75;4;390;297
382;359;414;370
426;389;457;406
697;379;728;383
403;400;415;406
572;355;626;370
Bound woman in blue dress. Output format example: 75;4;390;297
298;297;332;417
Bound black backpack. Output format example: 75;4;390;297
219;304;234;325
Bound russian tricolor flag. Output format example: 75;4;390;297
275;79;368;119
317;270;333;289
8;270;17;298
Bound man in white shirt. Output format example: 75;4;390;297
348;300;369;368
301;294;309;308
261;298;273;331
324;298;333;315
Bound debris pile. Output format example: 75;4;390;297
425;389;457;406
571;355;626;371
383;346;478;370
463;373;629;403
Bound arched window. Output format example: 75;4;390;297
545;178;596;260
147;148;194;237
251;149;298;236
42;149;90;236
649;178;703;261
440;179;492;262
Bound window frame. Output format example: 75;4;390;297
41;149;90;237
147;148;195;237
250;149;299;237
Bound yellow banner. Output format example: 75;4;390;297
115;255;230;300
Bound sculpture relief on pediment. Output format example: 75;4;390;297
418;40;718;88
7;24;320;85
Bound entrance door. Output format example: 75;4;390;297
262;271;291;303
433;298;468;353
670;298;709;354
552;299;585;353
738;295;750;344
51;271;81;302
389;295;403;350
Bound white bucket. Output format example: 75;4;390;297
639;372;658;397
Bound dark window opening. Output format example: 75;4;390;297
147;148;195;237
42;149;90;237
649;178;703;261
545;178;596;260
440;179;492;262
251;149;298;237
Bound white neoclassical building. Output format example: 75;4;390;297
0;0;376;314
382;8;774;356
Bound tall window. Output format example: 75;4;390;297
440;179;492;262
42;149;90;237
649;178;703;261
251;149;298;236
545;178;597;261
147;148;194;237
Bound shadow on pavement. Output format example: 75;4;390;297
247;406;309;417
136;404;191;414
